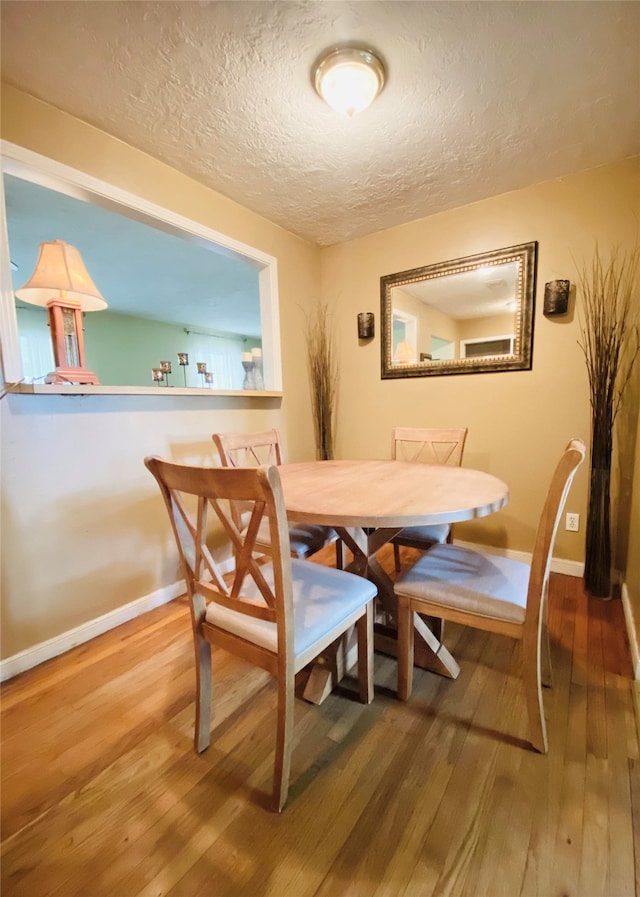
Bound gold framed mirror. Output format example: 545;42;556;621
380;241;537;379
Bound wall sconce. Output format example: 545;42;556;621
357;312;375;340
543;279;571;317
15;239;107;384
314;46;385;117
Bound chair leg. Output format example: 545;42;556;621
194;631;212;753
541;620;553;689
393;541;402;573
335;538;345;570
541;584;553;688
522;631;548;753
397;595;415;700
272;672;295;812
357;602;375;704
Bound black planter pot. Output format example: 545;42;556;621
584;457;613;599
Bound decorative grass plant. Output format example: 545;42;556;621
304;301;338;460
577;246;639;598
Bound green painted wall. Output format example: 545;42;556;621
15;304;258;388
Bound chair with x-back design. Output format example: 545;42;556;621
394;438;585;753
145;456;376;811
390;427;469;571
213;429;344;567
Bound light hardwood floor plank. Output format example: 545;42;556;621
519;572;576;897
1;551;638;897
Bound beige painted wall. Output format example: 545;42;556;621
0;86;320;658
321;157;639;569
458;312;515;342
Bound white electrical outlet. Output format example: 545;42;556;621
566;512;580;532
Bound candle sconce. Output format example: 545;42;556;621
160;360;172;386
204;371;214;387
358;312;375;340
177;352;189;386
152;367;165;386
543;280;571;317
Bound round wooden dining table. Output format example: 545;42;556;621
278;459;509;700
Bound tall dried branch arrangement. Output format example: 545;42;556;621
577;245;639;597
304;301;338;460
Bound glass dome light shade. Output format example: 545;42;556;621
315;47;385;117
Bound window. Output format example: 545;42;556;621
461;335;515;359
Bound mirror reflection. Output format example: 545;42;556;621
381;242;537;379
4;171;267;391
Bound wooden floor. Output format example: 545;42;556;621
2;546;639;897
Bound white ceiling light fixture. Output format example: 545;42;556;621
314;46;386;117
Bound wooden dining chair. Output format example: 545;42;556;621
213;429;345;568
145;457;375;811
395;437;586;753
390;427;469;571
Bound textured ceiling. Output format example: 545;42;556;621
1;1;639;246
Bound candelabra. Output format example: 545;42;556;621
177;352;189;386
160;360;172;386
152;367;165;386
196;361;207;387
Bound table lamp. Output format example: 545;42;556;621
15;239;107;385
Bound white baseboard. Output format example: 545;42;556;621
0;547;585;684
0;559;236;683
0;581;183;682
621;582;640;681
454;540;584;578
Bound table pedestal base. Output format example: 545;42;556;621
301;618;459;704
373;620;460;678
301;525;460;704
278;459;507;706
303;533;460;704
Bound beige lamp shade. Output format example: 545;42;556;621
15;239;108;311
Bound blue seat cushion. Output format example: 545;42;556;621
395;544;529;625
205;559;376;659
